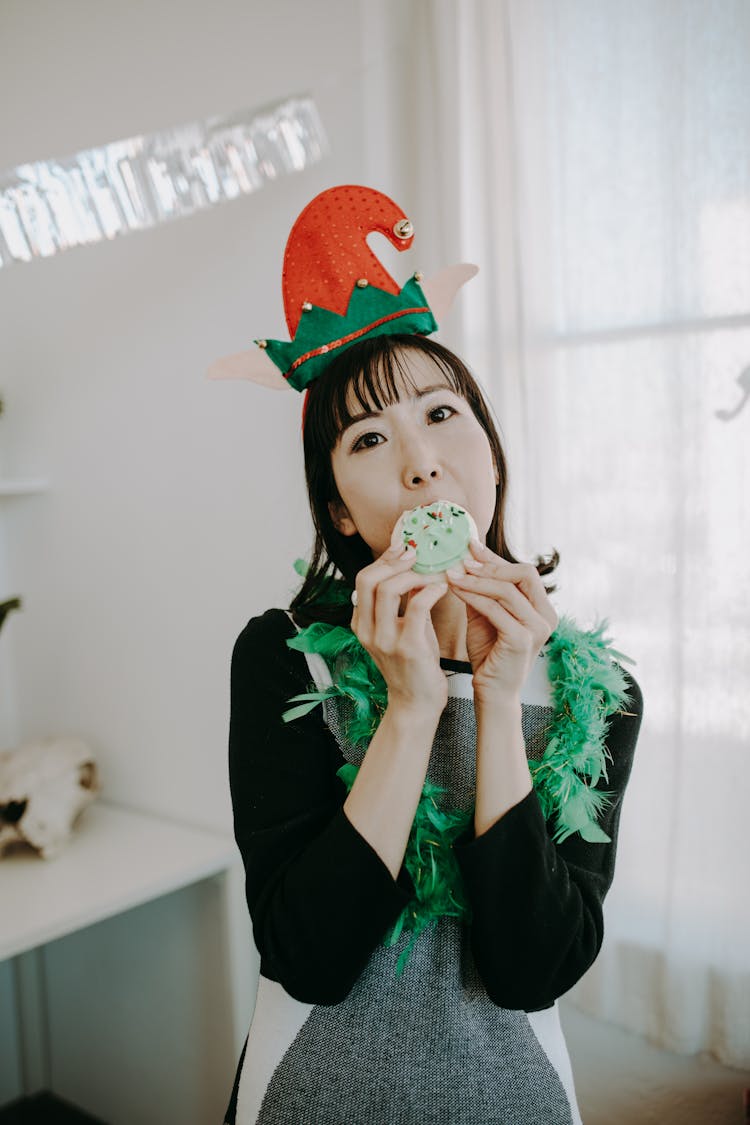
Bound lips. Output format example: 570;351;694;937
409;496;462;511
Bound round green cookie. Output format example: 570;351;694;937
396;500;478;574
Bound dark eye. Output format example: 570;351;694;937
351;430;383;452
429;404;457;423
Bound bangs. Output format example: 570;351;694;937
312;336;467;453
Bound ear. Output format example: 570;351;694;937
421;263;479;323
328;498;358;537
206;348;291;389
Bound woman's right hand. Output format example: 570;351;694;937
350;526;450;715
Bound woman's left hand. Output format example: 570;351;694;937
446;539;559;705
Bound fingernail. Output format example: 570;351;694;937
402;545;416;558
445;567;464;579
464;558;482;571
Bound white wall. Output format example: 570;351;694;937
0;1;415;1120
0;0;418;830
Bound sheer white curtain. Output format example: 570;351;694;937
412;0;750;1069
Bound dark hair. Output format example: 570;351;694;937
289;334;559;626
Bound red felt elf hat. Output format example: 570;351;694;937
207;184;477;427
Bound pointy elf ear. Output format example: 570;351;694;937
421;263;479;323
206;348;291;389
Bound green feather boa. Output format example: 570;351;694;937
281;561;636;972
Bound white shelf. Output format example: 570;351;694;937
0;479;49;497
0;801;240;961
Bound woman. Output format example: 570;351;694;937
222;327;643;1125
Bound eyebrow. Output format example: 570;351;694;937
340;384;457;437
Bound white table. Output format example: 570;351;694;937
0;801;239;962
0;801;241;1105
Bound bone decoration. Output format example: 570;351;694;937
0;736;100;859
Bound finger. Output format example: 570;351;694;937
400;582;449;649
467;542;556;629
447;572;542;631
468;540;536;584
450;573;553;649
449;585;528;644
354;545;416;638
374;569;447;652
378;520;414;563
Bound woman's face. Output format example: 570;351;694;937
328;349;500;560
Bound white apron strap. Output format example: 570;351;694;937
283;609;334;692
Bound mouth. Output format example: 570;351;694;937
406;496;463;512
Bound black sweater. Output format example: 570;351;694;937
228;607;644;1011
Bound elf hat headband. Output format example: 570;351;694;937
207;184;478;424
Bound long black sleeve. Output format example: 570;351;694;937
453;670;643;1011
228;608;413;1005
230;608;644;1011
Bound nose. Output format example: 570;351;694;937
401;429;444;490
